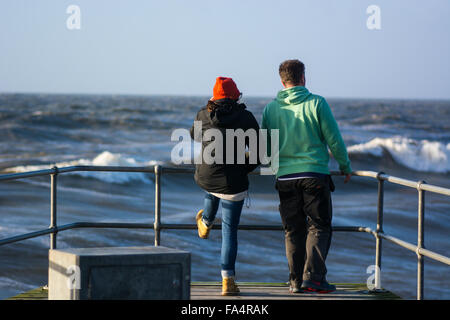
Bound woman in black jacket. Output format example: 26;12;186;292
190;77;260;296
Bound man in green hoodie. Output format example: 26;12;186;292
261;59;352;294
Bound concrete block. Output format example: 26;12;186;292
48;246;190;300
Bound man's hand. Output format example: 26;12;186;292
343;173;351;184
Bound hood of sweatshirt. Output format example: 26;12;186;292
207;99;247;127
276;86;311;106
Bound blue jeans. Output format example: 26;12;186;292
202;193;244;277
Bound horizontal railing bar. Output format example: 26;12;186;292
354;171;450;196
0;228;55;246
57;222;155;230
0;222;369;246
351;170;380;179
418;247;450;265
0;166;158;181
0;222;155;246
378;233;418;252
63;166;156;173
379;233;450;266
2;166;449;196
419;184;450;196
160;223;284;230
380;174;420;189
0;168;57;181
361;229;450;266
161;166;195;174
160;224;370;232
160;167;344;176
373;172;450;196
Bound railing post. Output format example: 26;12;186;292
417;180;426;300
374;172;385;291
50;166;58;250
154;165;161;246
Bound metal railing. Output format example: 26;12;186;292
1;165;449;300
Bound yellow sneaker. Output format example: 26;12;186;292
196;210;212;239
222;277;240;296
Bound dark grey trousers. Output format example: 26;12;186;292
275;176;334;286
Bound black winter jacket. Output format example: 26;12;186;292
190;99;260;194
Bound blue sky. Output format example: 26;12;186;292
1;0;449;99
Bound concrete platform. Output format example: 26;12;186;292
48;246;190;300
8;282;400;300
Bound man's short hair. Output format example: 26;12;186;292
279;59;305;85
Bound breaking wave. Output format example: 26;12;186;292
4;137;450;185
347;136;450;173
4;151;164;184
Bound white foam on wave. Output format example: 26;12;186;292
348;136;450;173
5;151;163;184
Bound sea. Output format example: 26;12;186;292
0;93;449;300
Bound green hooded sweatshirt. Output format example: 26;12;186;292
261;86;352;178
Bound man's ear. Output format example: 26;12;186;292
301;74;306;86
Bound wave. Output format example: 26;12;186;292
4;137;449;185
347;136;450;173
4;151;164;184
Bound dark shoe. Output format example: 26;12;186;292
301;280;336;293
